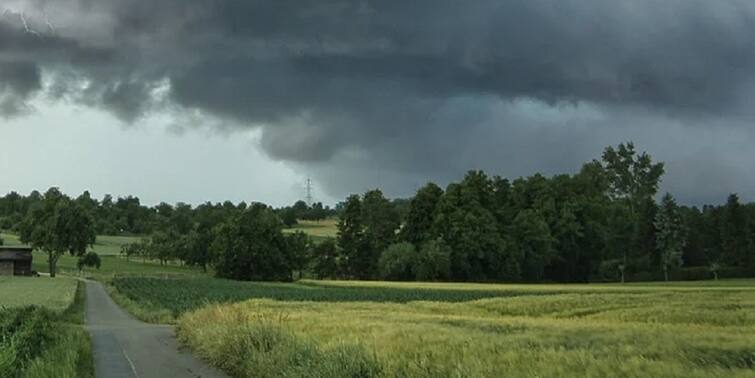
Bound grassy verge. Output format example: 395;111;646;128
0;281;93;378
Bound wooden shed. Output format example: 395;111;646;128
0;247;33;276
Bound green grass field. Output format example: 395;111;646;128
1;232;142;255
0;278;93;377
30;251;205;280
111;277;755;377
283;218;338;242
0;276;79;311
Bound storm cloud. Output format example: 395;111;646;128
2;0;755;203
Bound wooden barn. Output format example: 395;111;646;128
0;247;33;276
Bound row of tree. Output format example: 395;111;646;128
320;143;754;282
0;192;336;236
4;142;754;282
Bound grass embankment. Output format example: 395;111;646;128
0;278;93;378
112;277;755;377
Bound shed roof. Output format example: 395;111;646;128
0;247;33;261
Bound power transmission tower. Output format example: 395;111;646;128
305;177;314;206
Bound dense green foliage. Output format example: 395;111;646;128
18;188;96;277
176;280;755;378
315;142;754;282
2;142;755;283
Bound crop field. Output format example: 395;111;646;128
112;278;755;377
0;276;78;311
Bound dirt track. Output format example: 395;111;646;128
85;281;227;378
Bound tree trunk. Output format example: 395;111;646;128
714;271;718;281
48;252;56;278
664;266;668;282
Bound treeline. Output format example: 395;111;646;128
319;143;755;282
0;193;336;236
2;142;754;282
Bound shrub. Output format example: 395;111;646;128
378;242;418;281
415;238;452;281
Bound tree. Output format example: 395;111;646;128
281;208;298;228
77;252;101;274
211;204;294;281
720;193;750;268
286;231;310;279
400;183;443;245
378;242;417;281
601;142;665;276
336;195;365;279
19;188;96;278
415;238;451;281
310;239;339;279
510;209;555;282
361;189;400;278
654;193;686;281
121;239;149;262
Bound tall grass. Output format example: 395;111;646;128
175;280;755;377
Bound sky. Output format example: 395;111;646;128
2;0;755;206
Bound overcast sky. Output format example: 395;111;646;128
2;0;755;206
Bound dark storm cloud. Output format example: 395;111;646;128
3;0;755;202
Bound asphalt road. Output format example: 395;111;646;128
85;280;227;378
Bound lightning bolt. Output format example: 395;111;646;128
1;8;45;37
43;10;55;35
19;12;40;36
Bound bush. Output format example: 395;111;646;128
416;238;452;281
378;242;417;281
0;307;57;376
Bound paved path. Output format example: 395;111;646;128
84;280;227;378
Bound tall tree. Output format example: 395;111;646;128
654;193;686;281
211;204;293;281
336;195;365;278
400;183;443;245
601;142;665;277
720;193;750;268
20;188;96;277
310;239;339;279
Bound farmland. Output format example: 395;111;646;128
0;276;78;311
111;277;755;377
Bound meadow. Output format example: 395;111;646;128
0;277;93;378
111;277;755;377
2;232;142;256
283;219;338;243
0;276;78;311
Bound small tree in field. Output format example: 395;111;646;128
20;188;96;278
77;252;101;275
654;193;686;281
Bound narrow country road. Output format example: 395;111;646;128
84;280;228;378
